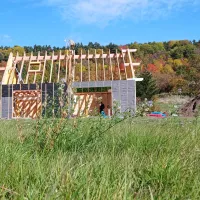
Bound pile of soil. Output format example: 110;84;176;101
179;94;200;117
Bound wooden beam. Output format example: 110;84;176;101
49;51;54;83
95;49;98;81
57;50;61;83
26;52;33;84
33;51;40;83
116;49;121;80
88;50;90;82
109;49;113;81
69;51;72;82
127;49;135;78
0;67;6;71
102;49;105;81
19;52;26;84
41;51;47;83
81;49;82;82
73;50;75;82
65;52;68;83
10;52;18;84
122;52;128;80
14;52;139;62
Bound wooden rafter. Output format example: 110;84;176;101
2;49;140;85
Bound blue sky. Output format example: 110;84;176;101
0;0;200;47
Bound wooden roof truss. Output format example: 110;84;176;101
1;49;140;85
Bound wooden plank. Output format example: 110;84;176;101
19;52;26;84
49;51;54;83
68;52;72;83
65;51;69;83
30;62;41;65
0;67;6;71
57;50;61;83
14;52;133;62
81;49;83;82
127;49;135;78
88;50;90;82
109;49;113;81
33;52;40;83
95;49;98;81
73;50;75;82
116;49;121;80
122;52;128;80
102;49;105;81
10;52;18;84
41;51;47;83
26;52;33;84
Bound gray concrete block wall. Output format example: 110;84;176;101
1;85;13;119
0;83;67;119
1;97;12;119
73;80;137;114
0;81;136;118
127;80;136;112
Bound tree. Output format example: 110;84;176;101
0;52;4;61
13;46;24;56
161;64;174;74
154;73;174;93
136;71;159;100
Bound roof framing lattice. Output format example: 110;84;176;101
1;49;140;85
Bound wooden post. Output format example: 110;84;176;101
122;51;128;80
102;49;105;81
81;49;83;82
65;51;68;83
49;51;54;83
10;52;18;84
116;49;121;80
88;50;90;82
26;52;33;84
95;49;98;81
69;51;72;82
109;49;113;81
34;51;40;83
73;50;75;82
19;52;26;84
127;49;135;78
57;50;61;83
41;51;47;83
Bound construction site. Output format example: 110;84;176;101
0;44;143;119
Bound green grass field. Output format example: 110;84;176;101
0;117;200;199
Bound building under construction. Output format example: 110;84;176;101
0;48;143;119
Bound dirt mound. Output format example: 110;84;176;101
180;94;200;117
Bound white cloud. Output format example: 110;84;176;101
0;35;12;44
43;0;199;26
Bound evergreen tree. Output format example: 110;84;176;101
136;71;158;100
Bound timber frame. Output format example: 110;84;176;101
0;48;143;119
1;49;140;85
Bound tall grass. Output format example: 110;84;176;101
0;117;200;199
